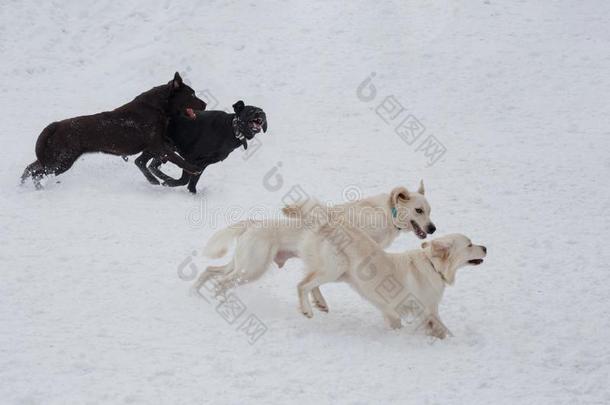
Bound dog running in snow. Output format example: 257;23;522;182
146;100;267;194
193;182;436;310
298;227;487;338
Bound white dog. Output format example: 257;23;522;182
298;226;487;338
194;182;436;310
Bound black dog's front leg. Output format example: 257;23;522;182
187;173;202;194
162;170;191;187
187;164;208;194
161;148;202;175
148;157;181;183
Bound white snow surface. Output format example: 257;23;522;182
1;1;610;404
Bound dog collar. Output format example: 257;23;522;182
391;206;404;230
232;117;248;150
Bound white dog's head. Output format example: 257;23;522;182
421;233;487;285
390;181;436;240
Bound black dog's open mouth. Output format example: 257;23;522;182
468;259;484;265
248;118;264;134
410;220;427;239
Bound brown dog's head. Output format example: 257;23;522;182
421;233;487;285
167;72;207;116
390;181;436;239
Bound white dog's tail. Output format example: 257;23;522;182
203;221;250;258
282;198;328;219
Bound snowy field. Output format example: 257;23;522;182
1;1;609;403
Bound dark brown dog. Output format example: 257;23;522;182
21;72;206;188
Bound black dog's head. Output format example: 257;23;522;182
168;72;207;116
232;100;267;140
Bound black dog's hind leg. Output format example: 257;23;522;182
134;152;160;185
148;157;181;183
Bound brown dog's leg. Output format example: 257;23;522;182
21;160;45;189
161;149;202;175
134;152;160;185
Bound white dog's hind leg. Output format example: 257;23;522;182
311;287;329;313
213;243;276;296
192;262;234;295
297;272;338;318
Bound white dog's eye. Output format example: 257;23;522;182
415;208;423;214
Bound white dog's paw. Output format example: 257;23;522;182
426;320;448;339
429;329;447;340
301;308;314;318
384;315;402;330
313;300;329;313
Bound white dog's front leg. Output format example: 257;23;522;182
425;315;448;340
311;287;329;313
297;271;339;318
297;276;315;318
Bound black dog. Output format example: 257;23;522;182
147;100;267;194
21;72;207;188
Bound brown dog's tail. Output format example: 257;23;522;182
35;122;59;163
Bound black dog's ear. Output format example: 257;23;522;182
172;72;183;89
263;117;268;133
232;100;245;114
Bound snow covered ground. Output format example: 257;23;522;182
1;0;609;403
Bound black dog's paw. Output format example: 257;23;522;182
147;177;160;185
188;187;197;194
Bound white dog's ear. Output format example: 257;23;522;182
390;186;410;206
418;180;425;195
424;239;455;285
431;240;451;260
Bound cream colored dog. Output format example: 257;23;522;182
298;225;487;338
193;182;436;308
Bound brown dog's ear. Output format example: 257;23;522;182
390;186;410;207
418;180;425;195
233;100;245;114
431;240;451;260
172;72;183;89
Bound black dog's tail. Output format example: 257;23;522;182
35;121;59;163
